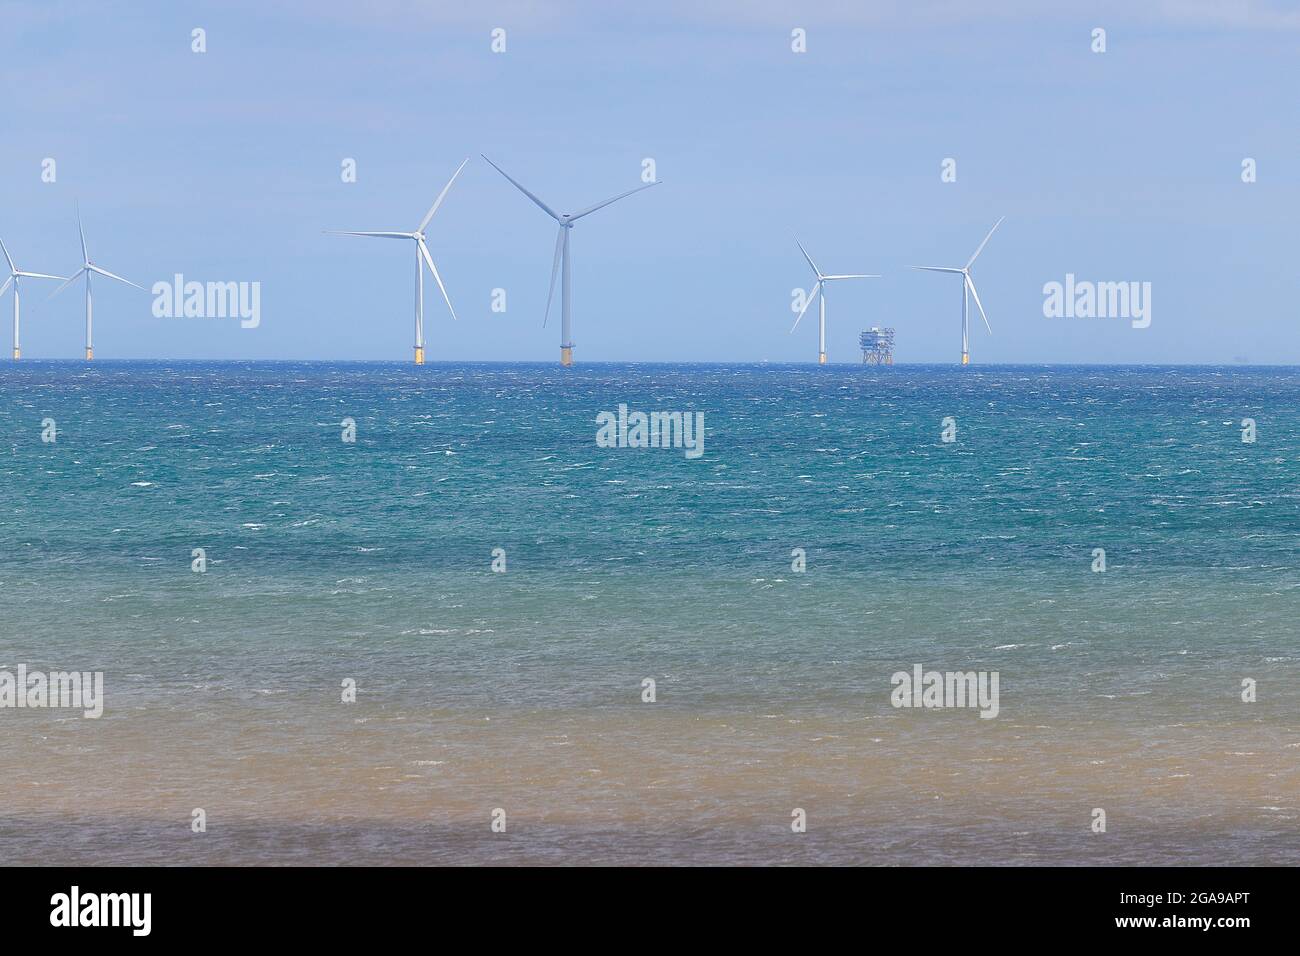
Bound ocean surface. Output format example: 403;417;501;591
1;361;1297;865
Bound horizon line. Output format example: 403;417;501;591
0;359;1293;369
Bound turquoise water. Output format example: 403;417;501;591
1;362;1297;864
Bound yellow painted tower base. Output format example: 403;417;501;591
414;347;425;365
12;348;19;360
560;346;573;367
818;352;827;365
85;347;93;361
961;352;969;365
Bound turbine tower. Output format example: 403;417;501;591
789;240;878;364
481;155;658;366
49;205;147;360
913;216;1004;365
0;238;64;360
326;158;468;365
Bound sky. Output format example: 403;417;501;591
0;0;1298;363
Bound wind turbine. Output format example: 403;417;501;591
912;216;1004;365
0;238;64;360
481;155;658;366
49;205;147;360
325;158;468;365
789;240;879;364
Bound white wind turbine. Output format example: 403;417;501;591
481;155;658;366
912;216;1004;365
49;205;148;361
0;238;64;360
789;240;879;364
326;158;468;365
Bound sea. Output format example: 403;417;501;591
1;361;1297;865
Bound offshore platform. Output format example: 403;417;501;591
859;327;895;365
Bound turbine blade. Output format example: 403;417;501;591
965;216;1005;269
480;155;561;221
822;274;880;280
0;237;14;274
911;265;963;273
89;264;146;291
47;268;87;300
568;181;658;222
418;239;457;321
789;281;822;333
543;226;564;328
966;275;992;334
76;202;88;263
324;230;415;239
417;157;470;233
17;271;65;280
0;276;12;298
795;239;821;279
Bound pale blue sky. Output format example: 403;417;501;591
1;0;1298;362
